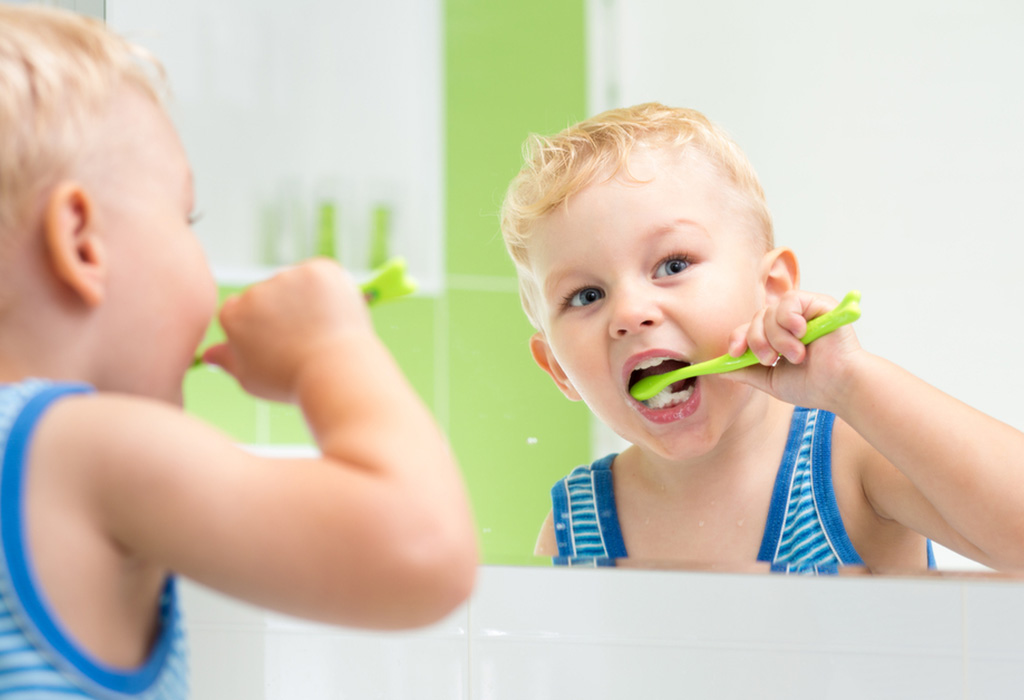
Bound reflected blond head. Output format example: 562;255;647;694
500;102;773;329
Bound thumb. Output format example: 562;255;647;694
201;342;237;375
718;365;773;394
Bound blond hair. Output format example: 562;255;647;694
0;5;165;244
500;103;773;329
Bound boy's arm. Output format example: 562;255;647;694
830;354;1024;569
729;290;1024;570
35;260;477;628
535;510;557;557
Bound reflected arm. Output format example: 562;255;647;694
833;353;1024;571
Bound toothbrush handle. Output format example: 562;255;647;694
800;290;862;345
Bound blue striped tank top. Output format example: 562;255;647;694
550;407;934;573
0;380;189;698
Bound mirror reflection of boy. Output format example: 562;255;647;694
0;6;476;696
501;102;1024;573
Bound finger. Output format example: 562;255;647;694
216;295;243;332
775;292;810;338
727;323;751;357
763;303;806;365
202;343;237;375
717;363;771;393
744;309;779;366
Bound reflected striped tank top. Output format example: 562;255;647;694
550;407;934;573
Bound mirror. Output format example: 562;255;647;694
107;0;1024;574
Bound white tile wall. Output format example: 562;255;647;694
182;567;1024;699
262;609;469;700
963;580;1024;699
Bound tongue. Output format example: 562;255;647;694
667;376;695;394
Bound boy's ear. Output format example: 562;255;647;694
529;332;582;402
42;182;106;307
760;246;799;304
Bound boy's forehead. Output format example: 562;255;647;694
525;150;765;273
91;89;184;162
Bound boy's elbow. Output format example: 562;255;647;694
394;517;479;627
350;507;478;630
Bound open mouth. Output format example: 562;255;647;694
628;357;697;409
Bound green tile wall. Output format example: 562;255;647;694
446;0;589;279
185;0;590;565
447;289;590;564
444;0;591;563
184;285;261;444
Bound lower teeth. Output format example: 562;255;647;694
643;383;694;409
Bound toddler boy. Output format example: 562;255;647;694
0;6;476;696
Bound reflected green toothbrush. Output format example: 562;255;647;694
629;290;862;402
190;257;417;369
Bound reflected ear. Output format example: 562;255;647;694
529;332;582;401
43;182;105;307
760;246;799;304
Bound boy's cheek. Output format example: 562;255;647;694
529;332;583;401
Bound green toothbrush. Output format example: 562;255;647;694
191;257;417;369
358;256;417;305
629;290;862;402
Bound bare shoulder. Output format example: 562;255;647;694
33;390;228;463
31;391;249;522
534;509;557;557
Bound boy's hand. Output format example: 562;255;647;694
203;258;375;402
721;290;864;411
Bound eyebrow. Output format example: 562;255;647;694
540;218;710;301
542;267;575;303
646;218;711;240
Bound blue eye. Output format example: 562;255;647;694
566;287;604;307
655;256;690;278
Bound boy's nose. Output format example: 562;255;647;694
610;290;662;338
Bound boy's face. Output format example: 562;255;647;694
81;89;217;404
526;148;785;460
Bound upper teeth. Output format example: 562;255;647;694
633;356;674;371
